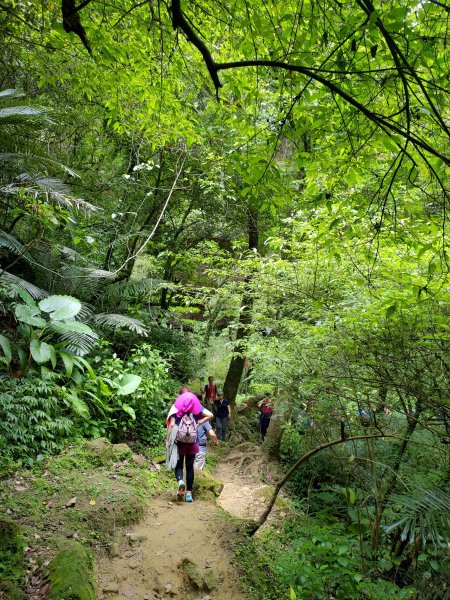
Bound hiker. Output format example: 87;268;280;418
166;391;213;502
194;420;219;470
258;392;274;441
214;391;231;441
203;376;218;411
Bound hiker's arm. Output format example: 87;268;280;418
208;428;219;446
228;405;232;420
197;408;213;425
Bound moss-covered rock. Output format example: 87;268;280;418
48;539;95;600
112;443;132;459
0;517;25;597
193;469;223;498
180;558;218;592
84;438;114;464
0;517;21;553
262;414;283;458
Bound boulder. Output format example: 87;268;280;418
193;469;223;498
180;559;217;592
113;443;132;459
131;453;147;468
84;438;114;464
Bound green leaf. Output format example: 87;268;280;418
51;321;96;335
385;304;397;319
17;346;27;372
64;391;90;418
38;295;81;320
59;351;74;377
120;403;136;419
12;285;36;306
30;340;52;364
114;374;142;395
0;334;12;363
15;304;46;328
289;586;297;600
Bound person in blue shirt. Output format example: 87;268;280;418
214;392;231;441
194;420;219;470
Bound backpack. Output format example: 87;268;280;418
175;413;198;443
260;399;273;415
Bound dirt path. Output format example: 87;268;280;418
96;447;283;600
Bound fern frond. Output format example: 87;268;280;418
0;89;25;99
93;313;148;335
0;153;79;178
107;277;170;302
385;485;450;549
0;179;98;212
0;229;33;260
0;272;48;299
0;106;51;124
58;330;99;355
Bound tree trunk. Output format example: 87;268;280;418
222;206;258;409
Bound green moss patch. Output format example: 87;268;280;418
48;540;95;600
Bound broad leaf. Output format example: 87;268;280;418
39;295;81;320
0;334;12;363
30;340;52;364
15;304;46;328
114;374;142;396
120;403;136;419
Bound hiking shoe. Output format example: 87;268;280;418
177;480;185;501
185;491;193;502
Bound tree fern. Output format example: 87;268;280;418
0;271;48;299
93;313;148;335
0;229;33;260
385;485;450;548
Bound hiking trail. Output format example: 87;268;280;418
96;445;285;600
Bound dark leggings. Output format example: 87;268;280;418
175;454;195;491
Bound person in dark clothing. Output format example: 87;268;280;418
258;393;274;441
214;392;231;441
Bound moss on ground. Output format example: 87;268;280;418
48;539;95;600
0;517;25;598
0;441;171;597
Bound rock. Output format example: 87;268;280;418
103;583;120;593
84;438;114;464
128;560;139;569
203;571;218;592
180;559;217;592
48;539;95;600
64;497;77;508
113;443;132;458
110;543;121;557
128;532;148;543
193;470;223;498
131;454;147;468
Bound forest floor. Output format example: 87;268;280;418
95;443;288;600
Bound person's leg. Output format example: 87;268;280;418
194;448;206;470
175;455;184;482
216;416;223;440
185;453;195;491
175;455;186;499
261;415;271;440
221;416;229;441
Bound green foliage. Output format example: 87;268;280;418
80;343;172;445
238;518;414;600
0;374;73;468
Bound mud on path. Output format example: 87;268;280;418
96;445;284;600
